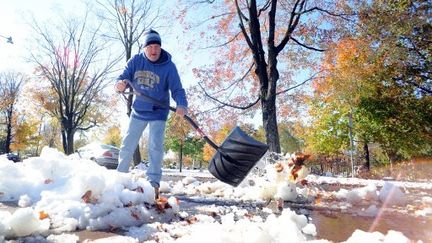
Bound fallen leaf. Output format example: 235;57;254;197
131;210;140;220
44;179;53;184
300;179;308;186
274;163;284;172
133;186;144;193
81;190;92;203
290;165;302;181
315;194;322;205
39;211;49;220
108;224;118;232
155;197;172;212
186;216;198;224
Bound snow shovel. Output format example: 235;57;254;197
121;90;269;187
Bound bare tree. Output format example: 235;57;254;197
0;71;25;153
28;11;121;155
96;0;160;165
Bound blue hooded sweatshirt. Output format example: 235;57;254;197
118;49;188;121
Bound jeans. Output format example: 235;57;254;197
117;116;166;188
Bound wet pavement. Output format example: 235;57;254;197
311;210;432;242
2;174;432;242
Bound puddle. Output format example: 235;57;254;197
311;210;432;242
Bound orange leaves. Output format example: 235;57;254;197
300;179;308;186
309;37;380;130
155;197;169;212
39;211;49;220
277;152;311;184
203;143;216;162
314;193;323;205
316;37;376;95
275;162;284;173
30;85;58;112
290;165;302;181
203;123;235;161
155;196;179;213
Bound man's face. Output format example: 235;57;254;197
144;44;161;62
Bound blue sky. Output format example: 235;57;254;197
0;0;209;88
0;1;91;72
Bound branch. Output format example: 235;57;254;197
235;0;254;50
189;12;237;29
277;0;305;53
298;7;353;22
193;103;226;116
268;0;277;48
235;0;249;21
208;63;254;96
198;82;261;110
200;31;242;50
396;77;432;95
76;120;97;131
276;73;320;96
290;36;326;52
258;0;272;17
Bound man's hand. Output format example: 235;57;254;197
115;80;128;93
176;106;187;117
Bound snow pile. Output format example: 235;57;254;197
123;206;317;243
0;147;178;239
336;184;379;205
2;207;50;237
345;229;410;243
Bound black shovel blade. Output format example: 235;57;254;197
208;126;269;187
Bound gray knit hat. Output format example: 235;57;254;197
143;29;161;47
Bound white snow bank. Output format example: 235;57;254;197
0;147;178;238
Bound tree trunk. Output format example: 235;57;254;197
261;50;281;153
179;142;183;172
5;109;12;153
261;97;280;153
61;130;67;154
5;125;11;153
61;116;75;155
65;129;75;155
363;142;370;171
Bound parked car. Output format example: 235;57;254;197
5;153;20;162
76;143;120;169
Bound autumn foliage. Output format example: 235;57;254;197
202;123;235;161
